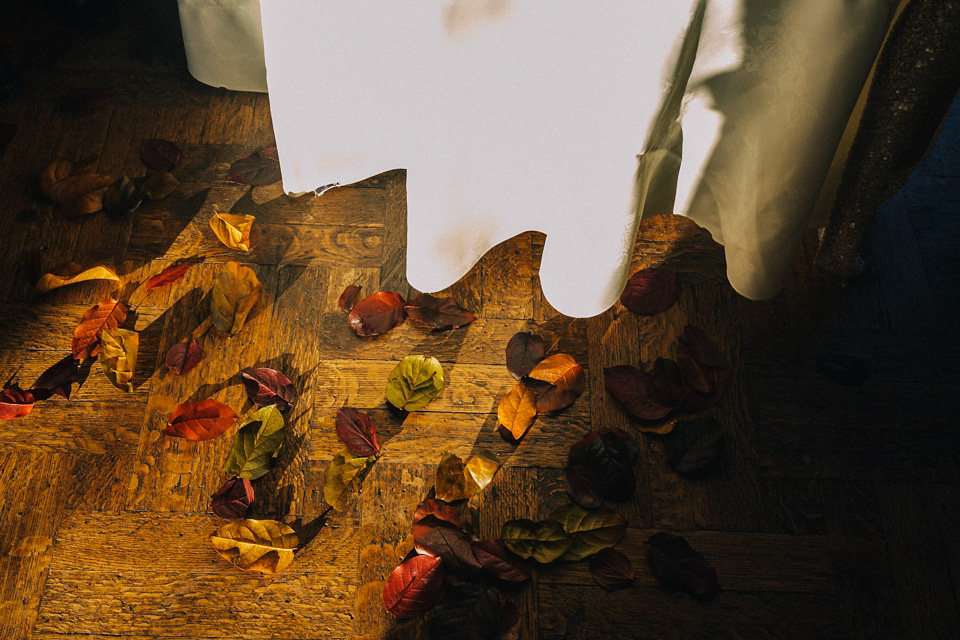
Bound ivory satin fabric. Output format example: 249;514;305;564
253;0;900;316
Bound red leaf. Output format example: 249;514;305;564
165;341;202;376
472;539;531;582
56;87;115;113
405;293;475;330
140;138;182;172
163;398;237;441
210;476;254;519
382;554;444;619
240;368;295;411
603;365;671;420
505;331;546;380
646;532;720;599
29;354;80;400
145;263;193;291
412;514;482;573
413;498;473;538
227;146;281;186
335;408;380;456
0;382;35;420
347;291;407;337
71;299;128;360
620;268;679;315
338;284;361;312
590;548;635;590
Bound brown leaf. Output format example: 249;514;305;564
140;138;182;172
36;264;119;294
528;354;584;412
48;173;114;206
338;284;361;312
165;340;202;376
347;291;407;337
590;548;635;590
210;209;254;252
664;415;724;475
405;293;475;330
565;430;638;507
472;539;532;582
382;554;444;619
335;407;380;457
98;328;138;392
210;261;261;335
210;519;297;574
505;331;546;380
39;158;75;196
71;298;128;360
227;145;282;186
145;263;193;291
142;171;179;200
620;268;679;315
496;382;538;442
163;398;238;441
210;476;254;519
646;532;720;598
679;324;726;368
29;354;81;400
412;513;482;573
241;368;295;411
0;380;35;420
603;365;672;421
413;498;472;536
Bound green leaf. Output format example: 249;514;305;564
549;503;626;561
385;355;444;411
323;446;376;511
223;405;285;479
501;518;571;563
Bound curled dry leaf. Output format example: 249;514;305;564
382;553;444;619
145;263;192;291
210;519;297;574
665;415;724;475
102;176;142;217
210;476;254;519
165;340;202;376
163;398;237;441
98;328;138;392
549;503;627;561
338;284;361;312
241;368;295;411
334;407;380;457
497;382;537;443
505;331;546;380
405;293;475;330
565;429;639;508
36;264;119;294
590;548;635;590
620;268;680;315
323;446;376;511
646;532;721;599
140;138;182;172
40;156;113;216
227;145;282;186
0;381;35;420
347;291;407;337
223;405;285;479
412;513;482;573
429;582;502;640
72;298;127;360
501;518;571;563
142;171;179;200
210;261;261;335
472;538;531;582
30;354;81;400
385;355;444;412
210;209;254;252
435;450;500;502
413;498;471;534
527;353;585;412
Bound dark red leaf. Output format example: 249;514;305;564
163;398;237;441
646;532;720;599
414;498;472;535
620;268;679;315
405;293;475;330
429;582;502;640
650;357;684;408
241;368;295;411
382;554;444;619
603;365;672;421
210;476;254;519
335;408;380;457
565;429;638;507
29;354;80;400
412;514;482;574
590;548;635;590
165;341;202;376
0;380;35;420
347;291;407;337
56;87;115;113
664;415;724;475
472;539;531;582
140;138;182;172
679;325;726;368
0;123;15;161
505;331;546;380
338;284;361;313
817;353;867;385
145;263;193;291
227;146;282;186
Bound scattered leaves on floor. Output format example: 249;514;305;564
36;263;119;294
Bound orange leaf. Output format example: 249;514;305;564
145;263;193;291
497;382;538;442
35;264;120;294
72;298;128;359
528;353;585;412
163;398;238;441
210;210;254;252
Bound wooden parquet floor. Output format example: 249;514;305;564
1;6;959;639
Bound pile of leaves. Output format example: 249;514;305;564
497;332;585;442
339;285;475;337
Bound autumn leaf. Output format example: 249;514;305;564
323;446;376;511
590;548;635;590
664;415;724;475
679;325;726;368
55;87;114;112
412;513;482;573
210;261;261;335
210;519;297;574
334;407;380;457
505;331;546;380
210;209;254;252
565;430;638;508
40;156;113;215
382;554;444;619
142;171;179;200
385;355;444;411
413;498;473;537
210;476;254;519
464;450;499;495
646;532;720;599
496;382;537;443
165;340;202;376
405;293;475;330
240;368;295;411
163;398;237;441
36;264;120;294
435;450;499;502
347;291;407;337
227;145;282;186
501;518;571;563
338;284;361;312
72;298;127;359
527;353;585;412
223;405;285;479
620;267;680;315
101;176;142;217
145;263;192;291
140;138;182;172
472;538;531;582
549;503;626;561
98;328;138;392
603;365;672;422
429;582;502;640
0;379;35;420
29;354;81;400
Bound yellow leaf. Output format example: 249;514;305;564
210;261;261;335
385;355;444;411
323;447;375;511
210;209;254;252
464;449;499;494
35;264;120;294
210;519;298;574
435;450;500;502
497;382;538;442
98;328;138;392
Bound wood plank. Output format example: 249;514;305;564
0;401;144;455
379;169;413;299
481;234;535;319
